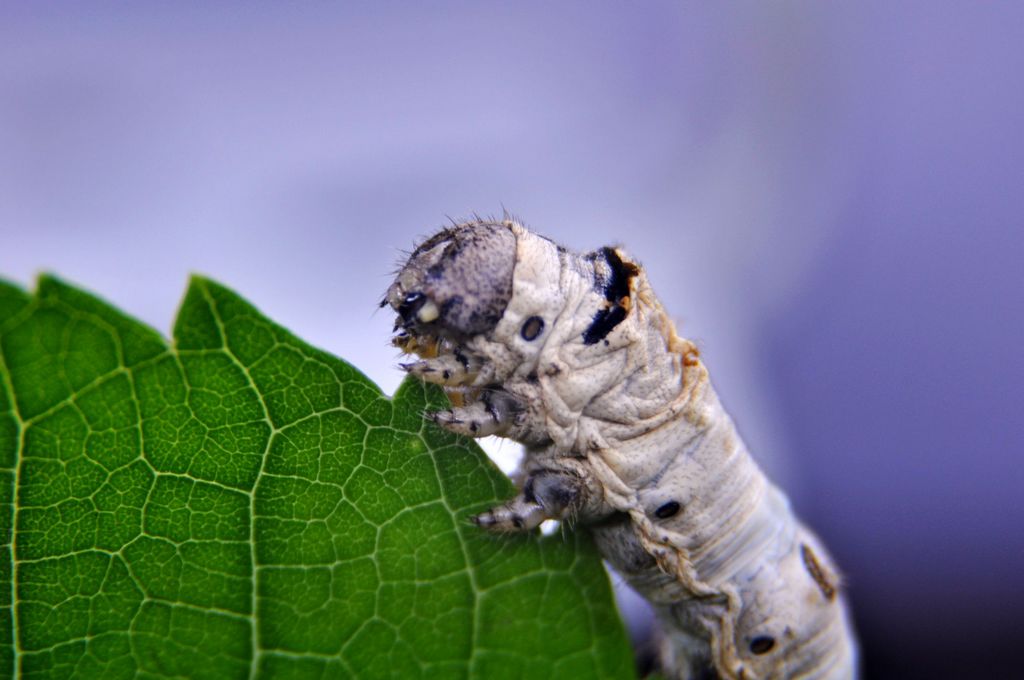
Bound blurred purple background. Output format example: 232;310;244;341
2;3;1022;678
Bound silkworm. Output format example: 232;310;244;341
385;218;858;679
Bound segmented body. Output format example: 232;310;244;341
386;219;857;679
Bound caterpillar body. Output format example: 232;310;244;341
384;219;858;680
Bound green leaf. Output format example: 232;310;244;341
0;275;634;679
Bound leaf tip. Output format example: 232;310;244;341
35;272;70;296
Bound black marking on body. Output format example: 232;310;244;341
583;306;627;345
523;468;580;514
600;247;636;301
441;293;505;336
546;482;576;510
440;295;462;320
482;391;499;422
694;665;721;680
583;247;639;345
522;477;537;504
424;231;467;281
412;226;460;256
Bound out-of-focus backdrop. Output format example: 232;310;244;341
2;3;1022;678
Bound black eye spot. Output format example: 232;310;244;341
655;501;680;519
521;316;545;341
750;636;775;655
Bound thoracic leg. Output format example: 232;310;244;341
400;346;484;386
472;466;599;532
428;389;522;437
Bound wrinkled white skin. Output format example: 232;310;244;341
389;220;858;680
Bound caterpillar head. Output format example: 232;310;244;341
386;221;517;349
